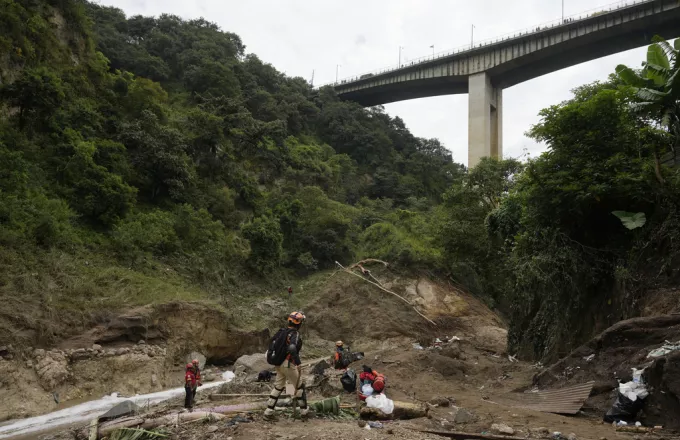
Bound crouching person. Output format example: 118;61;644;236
264;311;309;421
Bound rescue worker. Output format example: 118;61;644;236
191;359;202;401
264;311;309;421
333;341;346;369
358;365;386;400
184;363;196;409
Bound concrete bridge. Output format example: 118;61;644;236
332;0;680;167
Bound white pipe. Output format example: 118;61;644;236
0;372;235;439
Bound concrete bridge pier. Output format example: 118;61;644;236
468;72;503;168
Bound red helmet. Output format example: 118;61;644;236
288;311;305;326
186;363;193;370
192;359;199;366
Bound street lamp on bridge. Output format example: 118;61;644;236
335;64;341;84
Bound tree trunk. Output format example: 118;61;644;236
653;149;665;185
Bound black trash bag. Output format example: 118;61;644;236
341;368;357;392
351;352;365;362
603;391;645;423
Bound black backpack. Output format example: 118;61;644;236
340;350;352;368
266;328;292;366
341;368;357;392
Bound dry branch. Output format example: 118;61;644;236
335;261;436;326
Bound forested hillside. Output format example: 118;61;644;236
1;0;679;362
0;0;469;346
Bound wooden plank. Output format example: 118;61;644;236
209;393;290;400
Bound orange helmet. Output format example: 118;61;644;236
288;311;305;326
336;341;344;347
373;374;385;393
192;359;199;366
186;363;193;370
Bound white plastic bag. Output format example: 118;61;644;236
365;393;394;415
632;368;645;384
361;383;374;396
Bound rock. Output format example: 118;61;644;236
234;353;269;374
207;425;218;433
490;423;515;435
35;351;70;390
186;352;206;369
33;349;46;358
116;348;129;356
151;374;158;386
530;427;551;437
453;408;476;423
70;350;92;361
25;360;33;369
311;359;330;375
428;397;450;407
92;344;102;350
357;420;367;428
138;339;146;345
567;434;577;440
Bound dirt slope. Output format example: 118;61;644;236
303;267;507;355
534;314;680;428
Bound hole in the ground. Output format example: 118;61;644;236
207;355;236;367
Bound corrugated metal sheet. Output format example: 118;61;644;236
499;382;594;415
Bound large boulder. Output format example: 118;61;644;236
36;351;70;390
99;400;140;423
234;353;269;373
641;351;680;429
185;352;206;369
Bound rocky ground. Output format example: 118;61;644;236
3;267;680;440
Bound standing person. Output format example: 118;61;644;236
184;363;196;410
264;311;309;421
333;341;346;369
191;359;202;402
288;286;293;300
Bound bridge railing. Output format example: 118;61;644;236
319;0;654;88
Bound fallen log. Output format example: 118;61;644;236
416;430;526;440
96;412;225;437
360;400;428;420
209;393;290;400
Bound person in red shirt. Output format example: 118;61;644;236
191;359;202;401
358;365;386;400
184;363;197;409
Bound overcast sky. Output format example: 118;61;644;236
99;0;649;166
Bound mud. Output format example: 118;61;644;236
7;271;679;440
533;314;680;429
